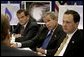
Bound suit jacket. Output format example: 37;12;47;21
1;45;38;56
63;29;83;56
22;24;66;56
13;19;39;42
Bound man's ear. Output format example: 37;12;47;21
76;22;79;27
27;15;30;18
76;22;79;25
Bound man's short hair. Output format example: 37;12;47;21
43;11;58;21
17;9;29;16
64;10;80;23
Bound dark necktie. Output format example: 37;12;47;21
20;26;24;35
41;30;53;49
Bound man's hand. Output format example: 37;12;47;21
14;34;21;38
10;43;17;48
37;52;46;56
36;48;45;54
10;42;22;48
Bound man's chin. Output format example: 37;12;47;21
64;30;68;33
20;23;25;25
48;28;53;30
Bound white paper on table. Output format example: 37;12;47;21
17;47;32;51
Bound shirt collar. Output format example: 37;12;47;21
23;19;29;28
53;24;58;32
67;29;78;38
23;22;27;28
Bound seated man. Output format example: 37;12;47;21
15;12;66;56
11;9;39;47
54;10;83;56
1;14;38;56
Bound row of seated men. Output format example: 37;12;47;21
1;9;83;56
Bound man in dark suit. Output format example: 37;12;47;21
21;12;66;56
11;9;39;47
54;10;83;56
1;14;38;56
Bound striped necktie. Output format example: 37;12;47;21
54;35;68;56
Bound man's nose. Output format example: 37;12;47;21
63;22;67;27
19;18;23;21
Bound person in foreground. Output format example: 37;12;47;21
54;10;83;56
1;14;38;56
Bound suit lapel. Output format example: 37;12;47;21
64;30;81;55
47;25;60;48
23;20;31;35
66;30;79;48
